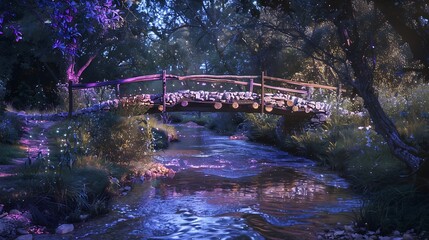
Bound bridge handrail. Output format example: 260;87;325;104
264;76;345;92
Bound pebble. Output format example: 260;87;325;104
318;226;421;240
55;224;74;234
404;233;415;240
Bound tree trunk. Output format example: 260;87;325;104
358;85;423;172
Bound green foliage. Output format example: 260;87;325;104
56;86;116;112
206;113;245;135
240;114;280;144
0;144;25;165
356;186;429;234
51;113;153;165
11;167;110;225
0;113;24;144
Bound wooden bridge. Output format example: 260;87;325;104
64;71;342;125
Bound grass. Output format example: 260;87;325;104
1;165;111;226
0;143;26;164
355;185;429;234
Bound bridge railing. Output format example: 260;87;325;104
68;71;344;117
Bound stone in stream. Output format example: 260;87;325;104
55;224;74;234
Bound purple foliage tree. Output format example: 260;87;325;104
48;0;124;84
0;11;23;42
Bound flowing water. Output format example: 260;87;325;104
40;124;361;240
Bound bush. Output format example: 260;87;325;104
0;113;24;144
10;166;111;226
50;113;154;165
207;112;244;135
240;113;280;144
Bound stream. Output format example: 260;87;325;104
41;124;361;240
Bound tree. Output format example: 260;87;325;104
240;0;425;172
373;0;429;80
45;0;124;84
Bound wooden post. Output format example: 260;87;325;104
305;86;314;100
261;71;265;114
249;79;254;93
336;83;342;112
162;70;167;113
68;81;73;118
115;84;120;98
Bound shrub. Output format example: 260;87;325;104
0;113;24;144
239;113;279;144
13;167;111;225
207;112;244;135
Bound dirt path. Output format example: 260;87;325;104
0;119;55;178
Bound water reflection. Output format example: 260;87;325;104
66;125;360;240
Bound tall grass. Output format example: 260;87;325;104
0;113;25;164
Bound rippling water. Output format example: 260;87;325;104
36;124;361;240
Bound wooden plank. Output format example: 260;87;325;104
264;76;346;92
252;83;307;94
178;75;258;81
249;79;254;93
72;74;163;89
178;78;249;86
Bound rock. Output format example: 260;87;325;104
110;177;120;186
0;213;7;218
79;214;89;221
392;230;401;236
55;224;74;234
9;209;22;215
351;233;365;240
403;233;413;240
16;228;29;235
344;225;354;232
167;169;175;178
333;230;344;237
15;234;32;240
123;186;132;191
